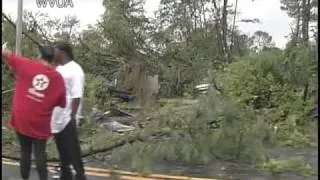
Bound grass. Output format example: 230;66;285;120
258;156;317;176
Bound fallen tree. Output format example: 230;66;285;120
2;129;172;162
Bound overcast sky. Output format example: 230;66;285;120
3;0;292;48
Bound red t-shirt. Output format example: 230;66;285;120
4;52;66;139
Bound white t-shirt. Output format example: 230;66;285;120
51;61;85;134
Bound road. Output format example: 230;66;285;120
2;158;222;180
2;162;107;180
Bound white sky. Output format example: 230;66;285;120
3;0;292;48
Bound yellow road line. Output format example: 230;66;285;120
2;160;156;179
118;176;163;180
2;160;110;178
2;160;19;166
2;158;222;180
79;165;220;180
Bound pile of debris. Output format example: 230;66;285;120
89;104;137;133
88;86;140;133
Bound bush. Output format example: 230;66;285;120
258;156;316;176
217;46;317;147
83;74;110;115
283;42;317;88
217;51;285;108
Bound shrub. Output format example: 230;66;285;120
83;74;110;115
217;51;285;108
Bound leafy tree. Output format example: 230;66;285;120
281;0;318;43
101;0;151;59
250;30;275;52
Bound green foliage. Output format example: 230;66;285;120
217;51;285;108
218;44;317;107
2;126;16;146
110;90;269;173
78;123;123;151
157;31;223;97
2;124;19;154
2;17;16;110
2;64;14;110
217;44;317;148
258;156;317;176
283;42;318;87
102;0;150;58
199;91;268;163
275;115;317;147
83;74;110;112
1;1;318;178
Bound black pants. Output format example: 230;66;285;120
54;119;86;180
16;132;48;180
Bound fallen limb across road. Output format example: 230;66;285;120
2;129;172;162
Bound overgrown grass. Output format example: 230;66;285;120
258;156;317;176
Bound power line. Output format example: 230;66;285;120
2;13;41;47
2;13;119;65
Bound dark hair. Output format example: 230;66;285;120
38;45;55;62
54;42;74;60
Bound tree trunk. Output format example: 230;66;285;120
222;0;231;62
302;0;311;43
295;4;301;39
212;0;226;57
193;0;197;32
303;82;309;103
199;1;203;34
184;4;191;46
201;0;208;37
230;0;238;53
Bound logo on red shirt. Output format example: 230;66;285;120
32;74;50;91
27;74;50;102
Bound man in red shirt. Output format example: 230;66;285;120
2;45;66;180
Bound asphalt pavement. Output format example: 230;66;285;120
2;158;222;180
2;163;107;180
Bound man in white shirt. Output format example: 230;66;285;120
51;42;86;180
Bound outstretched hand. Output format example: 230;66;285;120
2;46;12;58
2;42;9;54
2;42;7;49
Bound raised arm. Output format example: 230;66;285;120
2;49;31;70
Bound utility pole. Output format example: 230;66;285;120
15;0;23;55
